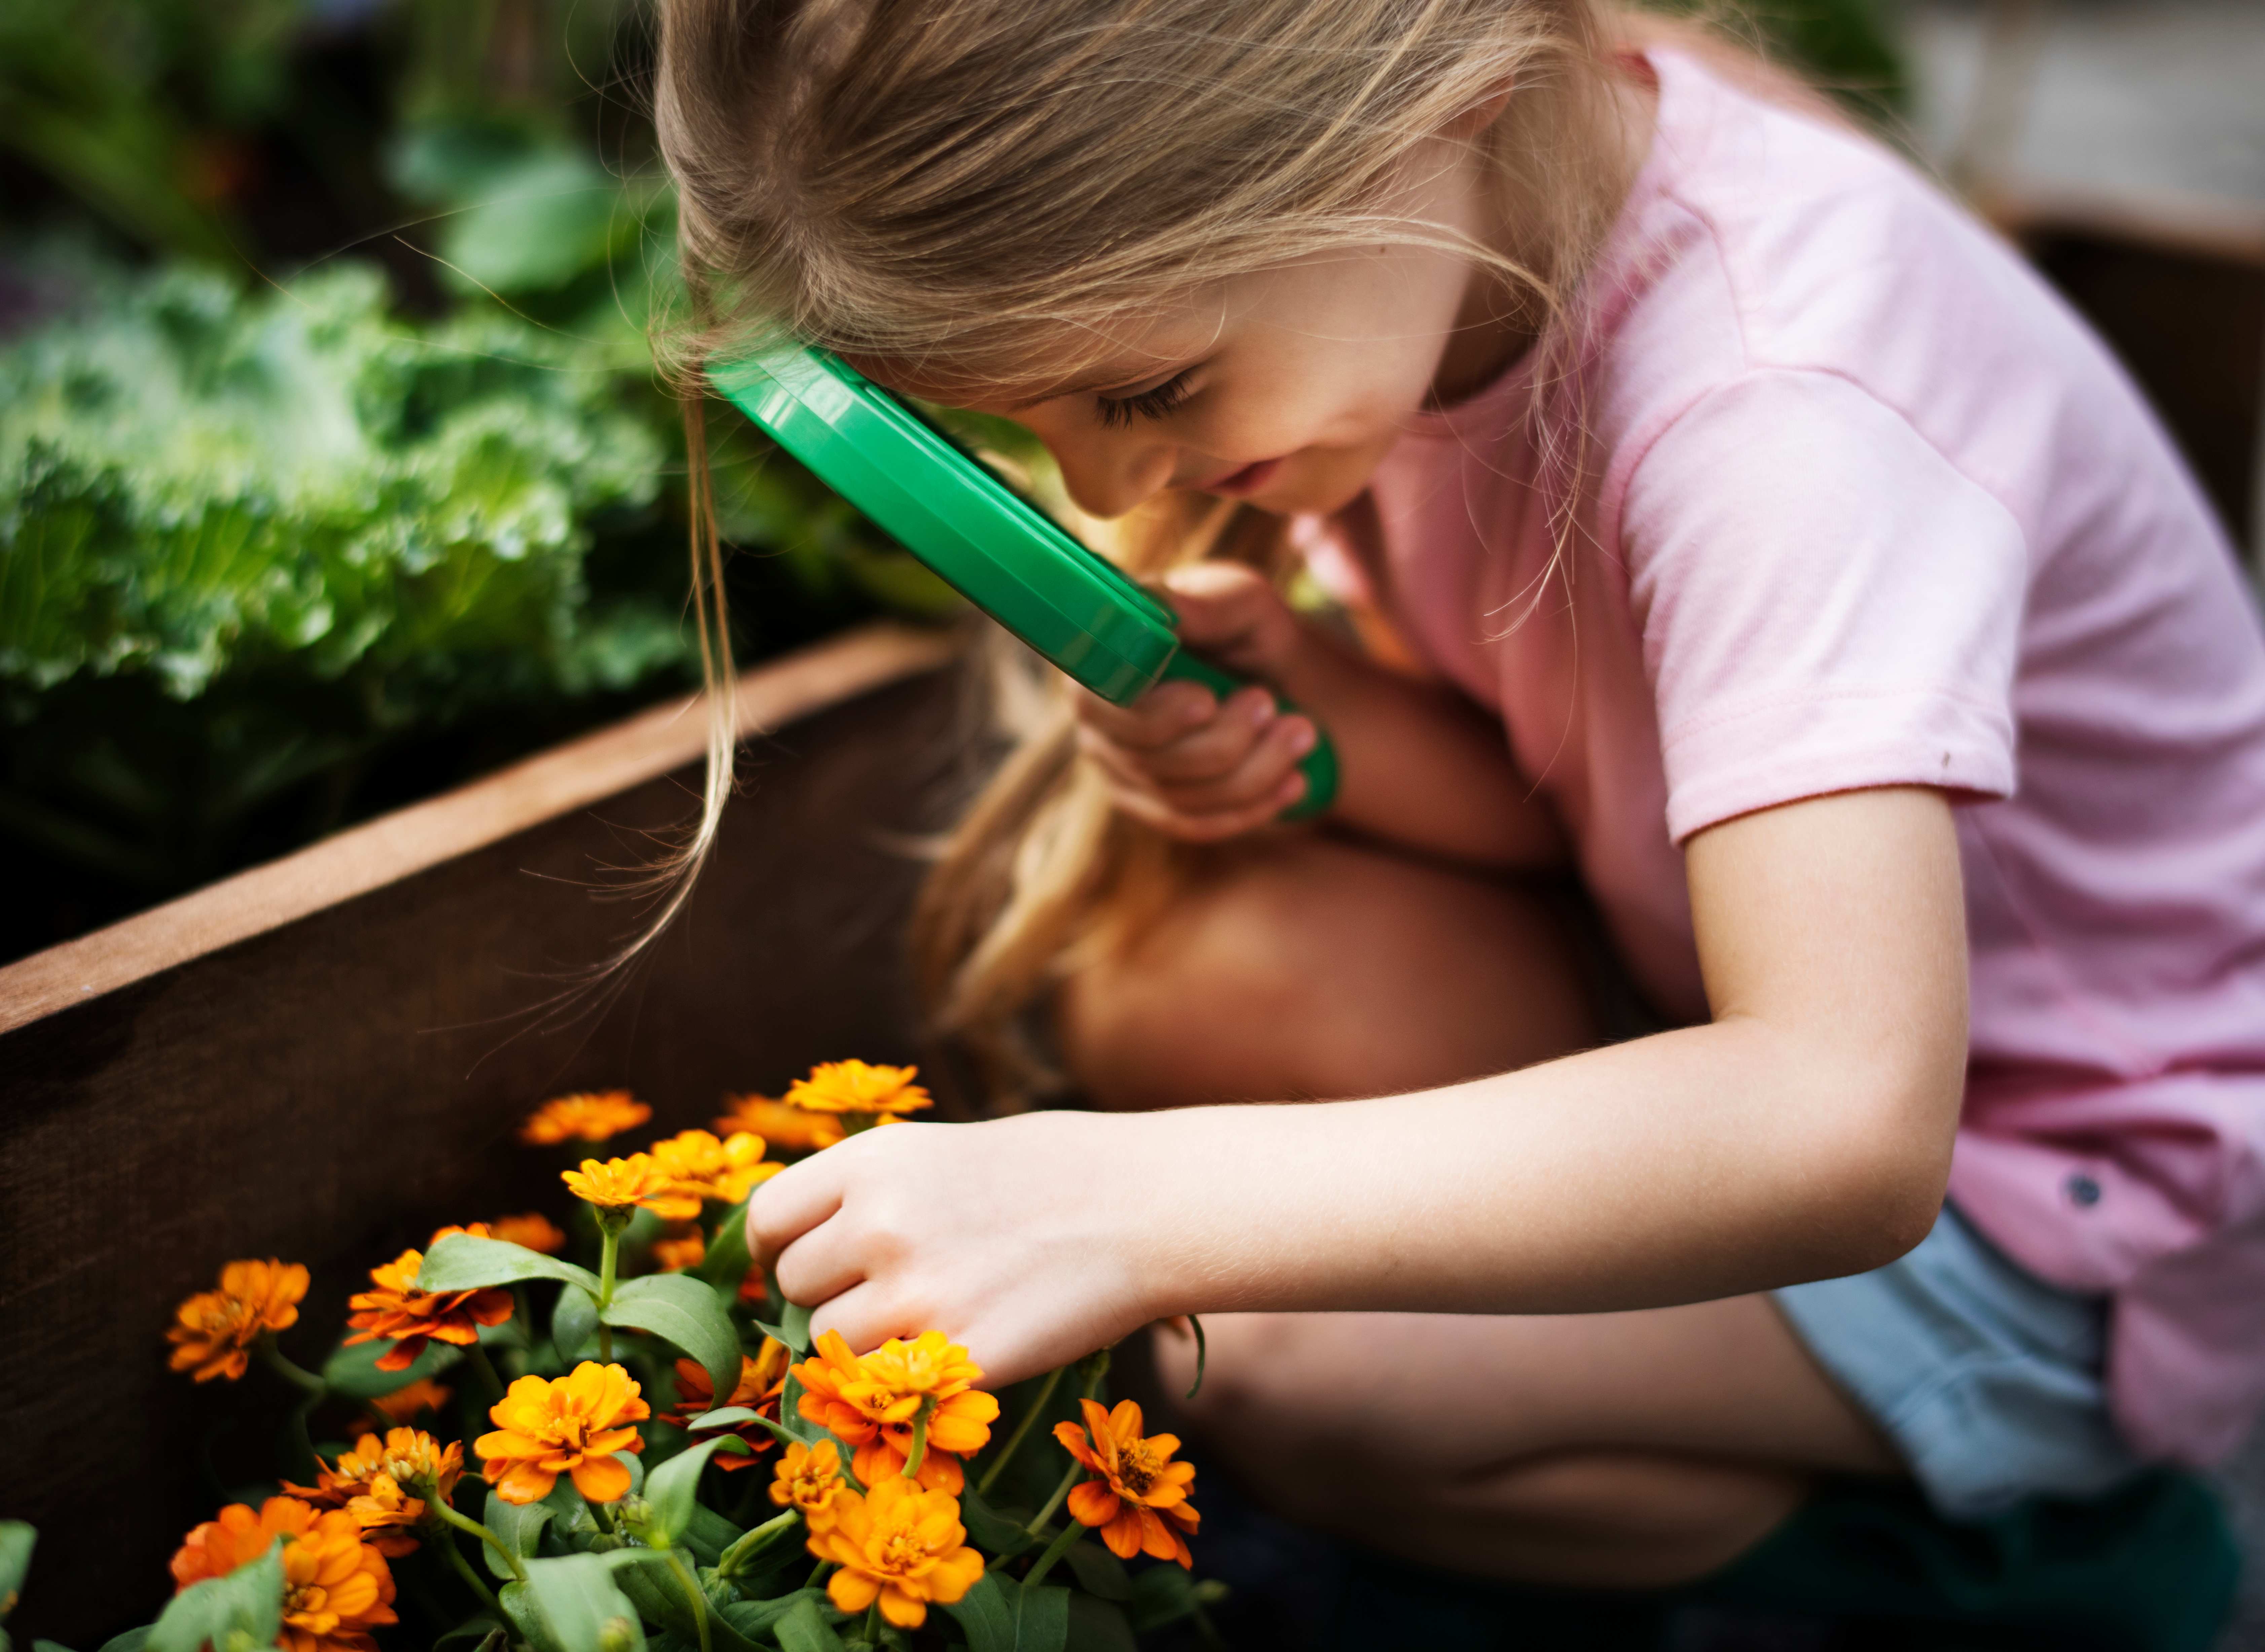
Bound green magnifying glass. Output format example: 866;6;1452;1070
712;342;1338;820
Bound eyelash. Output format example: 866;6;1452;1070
1095;371;1195;429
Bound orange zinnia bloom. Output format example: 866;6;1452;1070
171;1497;397;1652
665;1342;789;1468
792;1330;1000;1493
342;1226;513;1372
650;1225;707;1271
477;1361;648;1505
359;1376;452;1430
519;1091;651;1145
560;1153;675;1212
166;1259;308;1382
807;1477;984;1629
784;1060;934;1118
284;1429;464;1556
643;1129;783;1220
1055;1398;1200;1568
771;1438;849;1532
486;1212;567;1254
715;1093;845;1152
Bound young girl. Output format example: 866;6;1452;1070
658;0;2265;1590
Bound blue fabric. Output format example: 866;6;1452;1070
1774;1202;2145;1519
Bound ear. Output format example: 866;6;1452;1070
1440;79;1517;142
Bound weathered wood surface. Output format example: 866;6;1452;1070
0;625;970;1644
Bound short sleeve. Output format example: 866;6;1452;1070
1619;370;2026;841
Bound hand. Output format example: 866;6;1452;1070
1076;561;1323;840
747;1111;1164;1384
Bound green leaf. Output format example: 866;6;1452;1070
604;1273;741;1398
781;1302;815;1352
1014;1584;1071;1652
643;1435;751;1549
0;1522;33;1615
1123;1567;1200;1635
771;1595;848;1652
484;1491;554;1580
432;1617;508;1652
611;1551;763;1652
32;1641;81;1652
718;1589;832;1641
687;1405;798;1449
1059;1541;1132;1602
942;1573;1021;1652
679;1502;746;1569
419;1234;602;1297
1062;1593;1138;1652
515;1555;646;1652
957;1485;1037;1559
96;1635;150;1652
147;1541;283;1652
693;1200;754;1296
554;1285;600;1363
321;1334;462;1399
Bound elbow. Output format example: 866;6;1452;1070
1798;1066;1961;1278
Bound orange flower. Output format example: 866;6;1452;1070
560;1154;675;1212
486;1212;567;1254
808;1477;984;1629
651;1225;707;1272
343;1227;513;1372
477;1362;649;1505
519;1091;651;1145
167;1259;308;1382
792;1330;1000;1493
784;1060;933;1118
771;1438;849;1532
716;1093;845;1152
666;1342;789;1467
1055;1398;1199;1568
284;1430;464;1556
170;1497;398;1652
644;1128;783;1219
359;1377;453;1430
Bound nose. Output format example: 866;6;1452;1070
1037;427;1179;520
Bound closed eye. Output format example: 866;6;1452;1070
1095;369;1195;429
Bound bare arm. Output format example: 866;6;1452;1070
751;786;1969;1382
1078;561;1567;867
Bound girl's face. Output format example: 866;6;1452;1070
877;137;1524;520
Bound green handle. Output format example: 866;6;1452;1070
1158;650;1339;822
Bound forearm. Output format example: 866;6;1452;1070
1128;1016;1956;1321
1276;628;1565;867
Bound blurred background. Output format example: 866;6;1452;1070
0;0;2259;967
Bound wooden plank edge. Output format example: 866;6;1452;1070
1984;184;2265;270
0;621;958;1034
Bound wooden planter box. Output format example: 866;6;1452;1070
0;622;962;1645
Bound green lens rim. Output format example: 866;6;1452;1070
711;343;1178;706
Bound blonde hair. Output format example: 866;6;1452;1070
651;0;1652;1100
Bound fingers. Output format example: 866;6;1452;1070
1076;683;1314;838
746;1155;844;1272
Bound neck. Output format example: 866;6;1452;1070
1428;52;1658;409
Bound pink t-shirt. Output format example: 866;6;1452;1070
1332;50;2265;1464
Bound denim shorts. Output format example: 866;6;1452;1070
1773;1202;2145;1520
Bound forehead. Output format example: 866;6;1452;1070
857;289;1232;408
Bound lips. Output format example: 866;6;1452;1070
1200;457;1281;498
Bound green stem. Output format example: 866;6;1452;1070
597;1222;622;1363
256;1336;328;1395
901;1395;937;1481
666;1548;714;1652
437;1524;507;1616
978;1366;1064;1497
804;1558;832;1590
1024;1457;1082;1539
717;1508;802;1580
431;1498;528;1585
863;1602;881;1645
466;1339;507;1404
1018;1518;1087;1594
